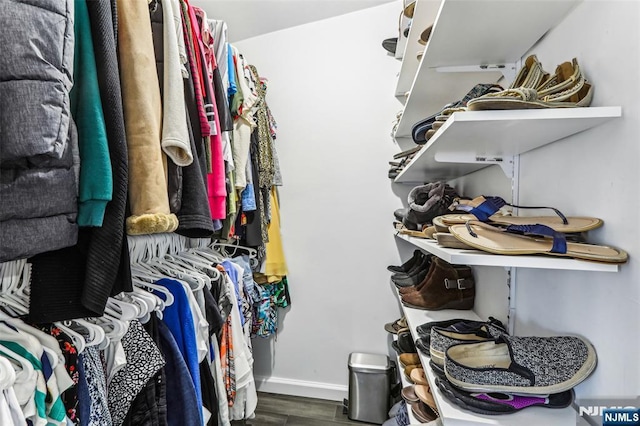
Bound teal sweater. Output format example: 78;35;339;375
70;0;113;226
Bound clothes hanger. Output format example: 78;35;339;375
132;284;165;313
0;285;28;316
13;261;32;303
128;290;153;323
128;235;145;264
131;261;177;291
132;287;164;321
87;307;129;347
157;255;208;291
145;257;204;292
188;246;224;264
188;238;211;250
0;261;22;299
211;241;258;259
170;251;218;286
114;291;153;322
211;241;261;270
83;316;114;350
153;254;191;274
54;322;86;354
0;344;36;389
153;233;182;259
131;261;164;279
88;319;121;351
173;250;218;271
106;298;140;322
164;253;204;271
74;319;106;347
58;319;106;348
129;234;169;263
169;233;189;255
132;278;175;307
0;318;58;370
0;262;31;314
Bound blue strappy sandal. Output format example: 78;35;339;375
439;196;603;233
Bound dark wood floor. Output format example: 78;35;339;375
233;392;377;425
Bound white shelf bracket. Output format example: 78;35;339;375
434;152;515;177
505;266;517;335
434;63;517;81
498;64;517;83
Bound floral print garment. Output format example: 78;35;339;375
40;325;80;424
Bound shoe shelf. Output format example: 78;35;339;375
395;0;441;99
396;288;577;426
393;106;622;183
394;0;580;138
395;232;619;272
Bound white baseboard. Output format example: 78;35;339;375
255;375;348;402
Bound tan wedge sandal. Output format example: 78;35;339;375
449;221;628;263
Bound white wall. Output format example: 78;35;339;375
454;0;640;399
234;2;407;400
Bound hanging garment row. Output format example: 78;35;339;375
0;0;288;322
0;234;290;426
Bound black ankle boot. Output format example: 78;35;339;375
387;249;423;273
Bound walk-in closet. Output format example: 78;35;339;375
0;0;638;425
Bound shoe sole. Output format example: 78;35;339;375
393;146;421;159
402;297;475;311
436;379;517;415
401;387;420;404
384;324;399;334
436;380;574;415
445;337;598;395
429;350;445;367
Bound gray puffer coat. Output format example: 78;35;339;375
0;0;78;262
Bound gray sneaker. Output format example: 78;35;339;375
430;319;507;366
444;335;597;395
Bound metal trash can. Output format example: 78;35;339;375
347;352;395;424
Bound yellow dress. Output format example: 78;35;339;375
255;187;288;283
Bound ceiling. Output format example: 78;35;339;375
191;0;397;42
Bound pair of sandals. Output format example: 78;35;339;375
432;196;627;263
467;54;593;110
388;145;423;179
385;316;409;335
398;353;439;422
401;382;439;422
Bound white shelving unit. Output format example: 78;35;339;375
396;288;577;426
387;1;622;424
395;232;620;272
394;0;580;138
394;107;622;182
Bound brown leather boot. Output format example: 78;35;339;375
401;257;474;310
399;259;436;295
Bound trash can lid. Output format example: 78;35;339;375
348;353;392;373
